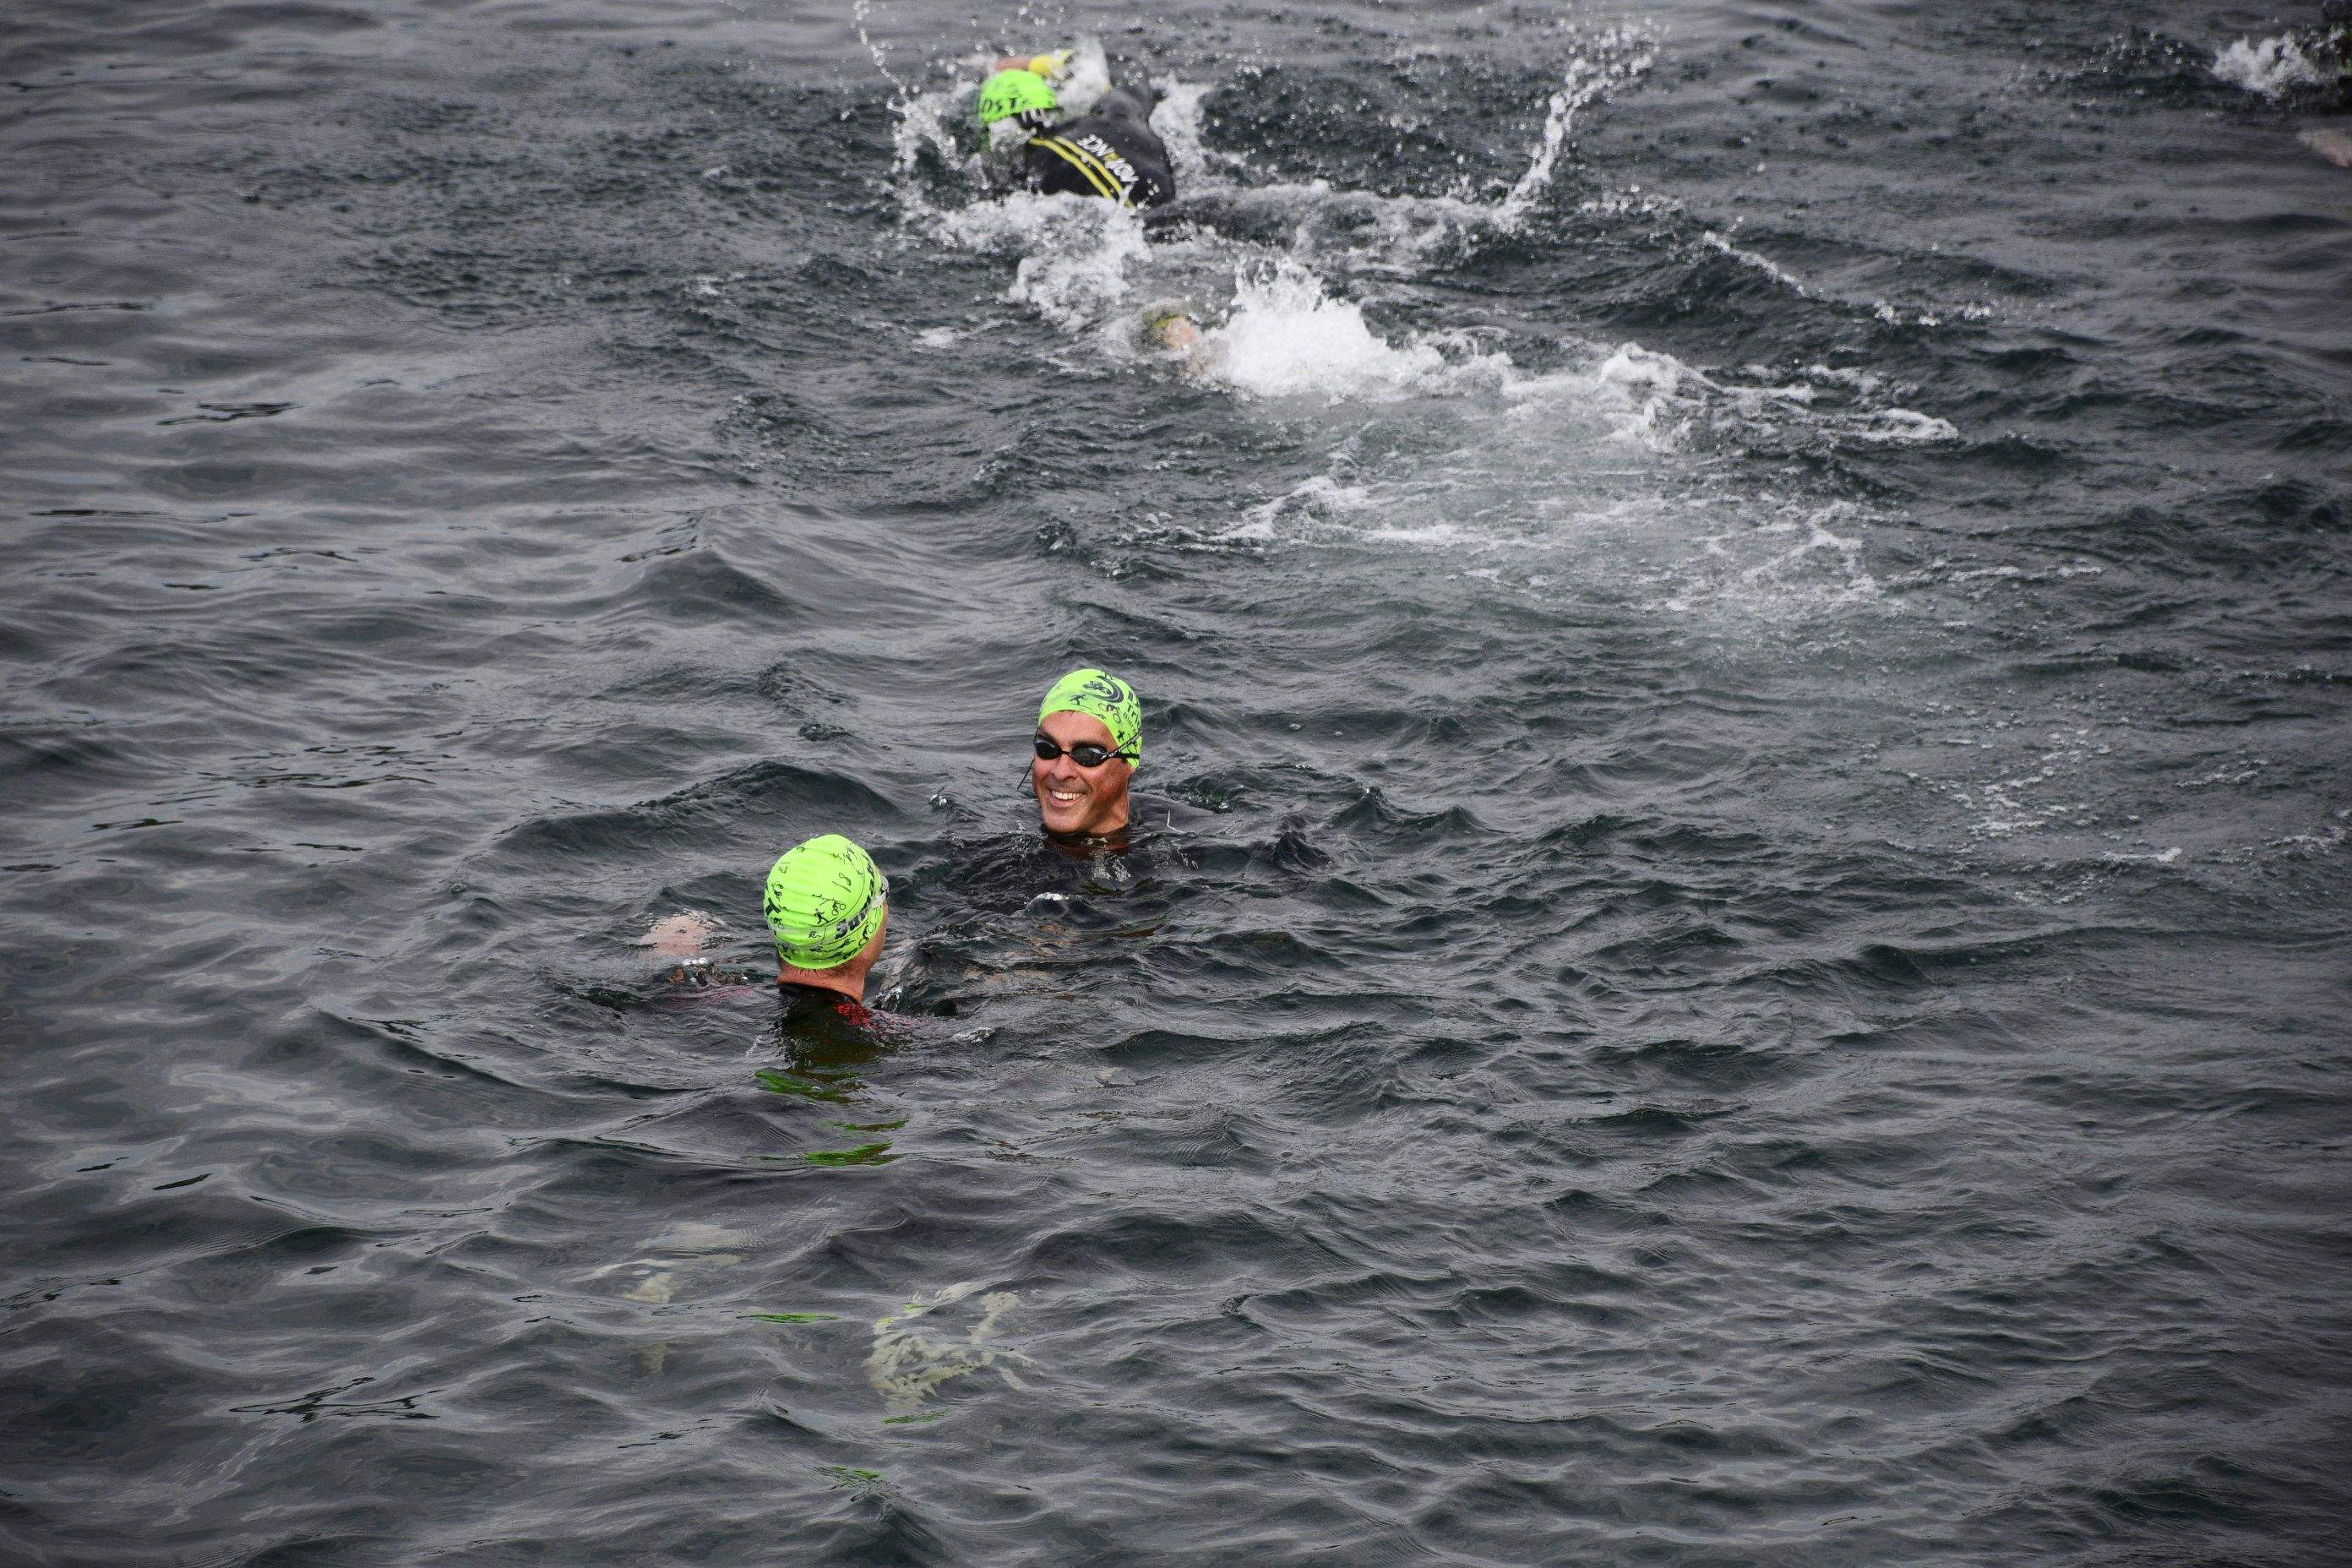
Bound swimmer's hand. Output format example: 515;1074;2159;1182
640;910;721;959
2303;128;2352;170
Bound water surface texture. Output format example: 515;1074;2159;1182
5;1;2349;1563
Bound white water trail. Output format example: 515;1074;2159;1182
876;18;1955;625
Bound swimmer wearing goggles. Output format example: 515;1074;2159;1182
1032;667;1142;839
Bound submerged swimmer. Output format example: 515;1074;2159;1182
1032;666;1143;841
1140;298;1221;373
977;53;1176;210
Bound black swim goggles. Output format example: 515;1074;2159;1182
1032;733;1135;768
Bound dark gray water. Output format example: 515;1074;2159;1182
5;1;2349;1562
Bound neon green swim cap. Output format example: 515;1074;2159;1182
1038;667;1141;769
763;834;887;970
977;68;1059;128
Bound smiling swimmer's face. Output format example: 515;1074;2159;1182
1032;709;1134;838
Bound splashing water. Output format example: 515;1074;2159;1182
880;20;1953;627
852;0;911;99
1149;79;1246;188
1497;28;1658;232
1195;259;1507;401
2212;35;2333;99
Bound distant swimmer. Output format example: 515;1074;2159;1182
1032;666;1142;839
977;53;1176;210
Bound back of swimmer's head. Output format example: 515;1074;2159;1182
977;68;1059;131
764;833;888;971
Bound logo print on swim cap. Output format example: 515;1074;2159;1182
977;68;1059;128
764;835;886;970
1038;667;1142;768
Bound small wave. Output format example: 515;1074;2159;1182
1855;408;1961;444
1698;229;1810;297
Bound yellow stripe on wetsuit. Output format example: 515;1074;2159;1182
1034;135;1129;204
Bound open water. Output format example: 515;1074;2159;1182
5;1;2350;1563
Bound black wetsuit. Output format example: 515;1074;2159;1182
1021;85;1176;210
779;980;874;1030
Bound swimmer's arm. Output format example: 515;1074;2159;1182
659;956;771;988
640;911;765;988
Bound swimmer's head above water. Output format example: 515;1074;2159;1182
977;67;1060;136
1032;667;1141;838
763;833;889;999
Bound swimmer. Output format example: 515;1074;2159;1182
977;52;1176;209
1142;304;1202;353
638;833;891;1005
1141;299;1222;374
1032;667;1142;839
763;833;891;1014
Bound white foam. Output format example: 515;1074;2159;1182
1872;299;1942;328
919;190;1155;346
1579;344;1697;450
1803;364;1886;396
1659;502;1884;618
1005;204;1154;337
2213;35;2333;99
2100;847;2186;865
1150;79;1244;187
1230;473;1376;541
1858;408;1960;444
1199;260;1508;401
